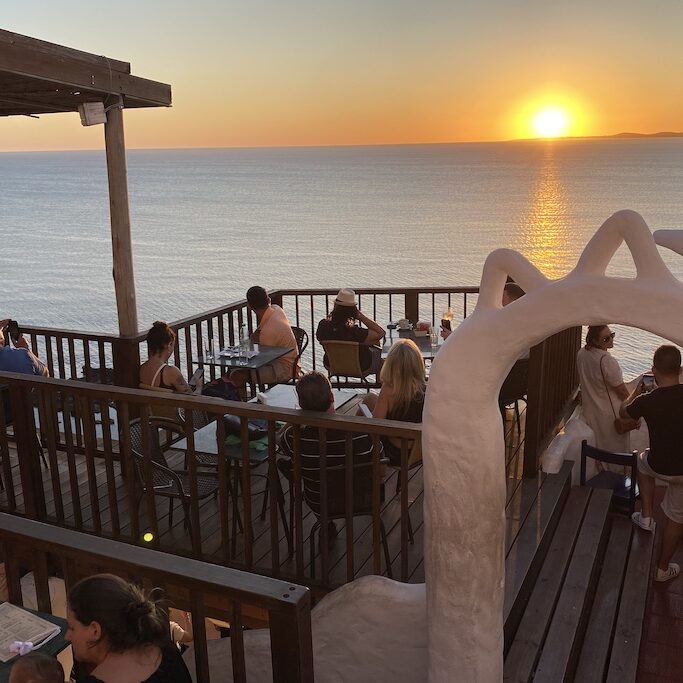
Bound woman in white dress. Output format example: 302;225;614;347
576;325;631;453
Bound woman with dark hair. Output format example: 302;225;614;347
139;321;201;394
316;289;385;373
576;324;632;453
67;574;191;682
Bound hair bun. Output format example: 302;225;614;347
126;600;152;619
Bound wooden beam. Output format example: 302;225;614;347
104;105;138;337
0;30;171;108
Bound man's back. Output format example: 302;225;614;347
627;384;683;476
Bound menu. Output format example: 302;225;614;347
0;602;61;662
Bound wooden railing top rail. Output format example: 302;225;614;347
0;512;308;612
0;371;423;439
19;285;480;341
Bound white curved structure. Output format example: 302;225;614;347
425;209;683;680
189;210;683;682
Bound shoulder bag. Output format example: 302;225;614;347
600;355;639;434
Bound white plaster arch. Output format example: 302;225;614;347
424;209;683;681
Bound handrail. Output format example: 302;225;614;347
0;513;314;682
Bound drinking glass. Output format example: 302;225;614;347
205;340;215;361
430;327;439;352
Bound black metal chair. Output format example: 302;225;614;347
128;417;219;544
580;439;638;514
290;326;309;382
499;358;529;436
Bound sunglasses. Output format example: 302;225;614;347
601;332;616;342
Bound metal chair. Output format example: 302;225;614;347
290;326;309;381
321;340;373;385
0;383;48;471
580;439;638;514
499;358;529;436
386;438;422;543
128;417;219;543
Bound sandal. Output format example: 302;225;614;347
631;511;655;532
656;563;680;583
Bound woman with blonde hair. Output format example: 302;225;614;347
362;339;425;465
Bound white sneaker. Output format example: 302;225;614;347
655;563;680;583
631;511;655;532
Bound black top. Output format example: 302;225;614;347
626;384;683;476
73;643;191;683
386;391;425;424
316;319;371;370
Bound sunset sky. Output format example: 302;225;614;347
2;0;682;151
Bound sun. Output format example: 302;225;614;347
532;107;570;138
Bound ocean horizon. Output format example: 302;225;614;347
2;138;683;376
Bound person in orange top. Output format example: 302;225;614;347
230;286;300;397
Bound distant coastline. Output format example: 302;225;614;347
603;131;683;139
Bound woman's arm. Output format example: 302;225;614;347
613;382;630;401
167;366;198;394
371;385;393;419
356;310;385;345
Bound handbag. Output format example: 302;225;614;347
600;356;640;434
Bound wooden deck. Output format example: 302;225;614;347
1;404;531;594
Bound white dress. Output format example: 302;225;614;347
576;346;630;453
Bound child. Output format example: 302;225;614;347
9;652;64;683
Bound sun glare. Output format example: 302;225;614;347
533;108;569;138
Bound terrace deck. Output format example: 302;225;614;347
0;405;528;594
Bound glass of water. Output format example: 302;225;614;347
205;339;215;361
430;326;439;352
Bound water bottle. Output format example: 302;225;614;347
239;324;249;365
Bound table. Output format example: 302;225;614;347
0;607;68;683
382;328;441;360
195;345;292;373
176;386;363;456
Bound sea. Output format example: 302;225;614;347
1;138;683;377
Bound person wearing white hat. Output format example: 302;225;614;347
316;289;385;373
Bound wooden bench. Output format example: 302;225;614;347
503;468;654;683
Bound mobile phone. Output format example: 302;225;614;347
642;374;655;391
189;367;204;389
8;320;20;342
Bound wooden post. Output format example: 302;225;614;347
104;104;138;337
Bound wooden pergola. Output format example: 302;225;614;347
0;28;172;339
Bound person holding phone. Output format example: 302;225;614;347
316;289;385;373
0;318;49;376
139;321;202;394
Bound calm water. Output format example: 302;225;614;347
1;139;683;375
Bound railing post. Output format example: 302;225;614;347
269;599;314;683
112;337;140;389
523;340;546;477
9;382;46;519
404;291;419;323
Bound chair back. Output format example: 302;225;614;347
138;383;182;420
290;326;309;379
0;384;11;426
292;427;382;517
128;418;178;491
580;439;638;514
321;341;366;379
499;358;529;406
177;407;213;432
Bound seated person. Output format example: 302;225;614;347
362;339;425;466
230;286;299;397
316;289;385;374
9;652;64;683
278;372;378;520
139;321;202;394
0;319;48;376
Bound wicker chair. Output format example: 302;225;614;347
128;417;219;544
320;340;373;385
289;326;309;382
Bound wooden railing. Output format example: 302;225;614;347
0;512;313;682
1;372;422;591
524;326;582;476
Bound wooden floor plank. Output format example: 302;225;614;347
573;517;632;683
533;488;612;683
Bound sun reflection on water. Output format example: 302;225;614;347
517;145;572;279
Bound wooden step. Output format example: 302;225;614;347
532;487;612;683
503;460;573;648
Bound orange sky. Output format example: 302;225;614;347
2;1;682;151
